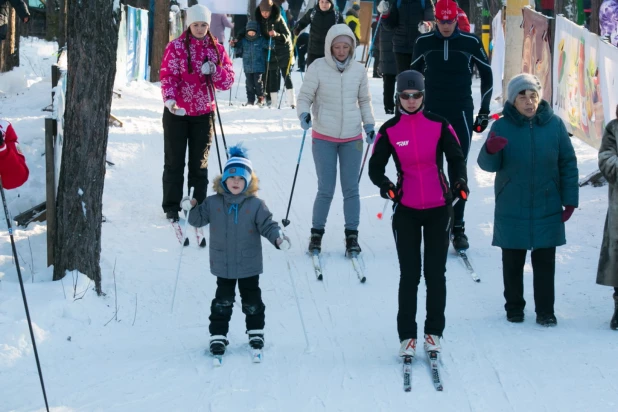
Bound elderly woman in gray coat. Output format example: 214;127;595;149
597;105;618;330
477;73;579;327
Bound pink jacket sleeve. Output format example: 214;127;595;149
211;43;235;92
160;41;181;102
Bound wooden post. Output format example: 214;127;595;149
51;64;60;103
589;0;600;35
45;118;57;267
502;0;528;102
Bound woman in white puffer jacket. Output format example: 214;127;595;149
297;23;375;256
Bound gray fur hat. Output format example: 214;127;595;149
507;73;542;103
396;70;425;93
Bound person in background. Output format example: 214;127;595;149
368;70;467;361
159;4;235;222
378;21;397;113
293;0;344;68
297;24;375;256
256;0;296;107
377;0;435;74
411;0;492;251
371;18;382;78
477;73;579;327
345;2;361;45
596;105;618;331
600;0;618;47
295;30;309;72
231;21;269;106
0;120;29;190
209;13;234;44
0;0;29;41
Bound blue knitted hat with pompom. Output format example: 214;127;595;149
222;144;253;193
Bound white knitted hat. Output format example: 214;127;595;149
186;4;211;26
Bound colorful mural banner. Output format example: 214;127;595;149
115;7;128;87
490;10;504;102
553;16;618;149
521;7;552;103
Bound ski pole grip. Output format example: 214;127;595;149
460;191;467;200
388;189;395;199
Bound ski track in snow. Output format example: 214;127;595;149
1;39;618;411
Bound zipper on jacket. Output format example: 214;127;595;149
339;72;344;138
529;120;534;246
444;40;448;61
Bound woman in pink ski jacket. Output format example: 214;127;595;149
159;4;234;222
368;70;468;361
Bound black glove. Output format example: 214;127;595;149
452;179;469;201
0;131;4;146
380;181;398;201
473;113;489;133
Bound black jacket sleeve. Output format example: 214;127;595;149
294;8;312;33
410;37;427;72
439;120;467;184
471;40;493;114
368;127;395;188
423;0;435;21
8;0;29;20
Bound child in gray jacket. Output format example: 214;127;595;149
183;144;290;360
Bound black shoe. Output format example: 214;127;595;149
242;101;255;106
345;229;361;255
166;210;179;222
507;312;524;323
247;330;264;349
209;336;229;355
451;222;469;251
308;228;324;253
609;296;618;330
536;313;557;327
385;108;394;115
372;73;382;78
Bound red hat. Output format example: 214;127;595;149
435;0;458;21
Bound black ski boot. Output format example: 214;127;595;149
308;228;324;253
536;313;557;327
609;295;618;330
209;335;229;356
166;210;179;223
451;221;469;251
247;330;265;349
345;229;361;256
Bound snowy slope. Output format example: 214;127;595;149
1;39;618;412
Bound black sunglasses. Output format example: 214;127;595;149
398;91;424;100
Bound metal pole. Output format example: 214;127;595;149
282;129;308;227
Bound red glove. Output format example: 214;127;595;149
0;121;29;190
562;205;575;222
485;132;508;155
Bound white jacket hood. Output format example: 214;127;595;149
324;24;356;71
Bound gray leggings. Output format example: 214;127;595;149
311;138;363;231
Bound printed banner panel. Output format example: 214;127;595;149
521;7;552;103
490;10;504;102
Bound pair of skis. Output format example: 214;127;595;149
212;349;263;367
310;249;366;283
403;351;443;392
170;219;206;248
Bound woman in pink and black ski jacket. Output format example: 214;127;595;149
159;4;234;222
368;70;467;358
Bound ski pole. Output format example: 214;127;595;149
282;129;308;227
376;199;389;220
365;14;382;70
171;186;194;313
0;178;50;412
235;66;243;99
358;143;371;183
264;36;273;98
211;112;223;174
203;63;229;159
229;46;234;106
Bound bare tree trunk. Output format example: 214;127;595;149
52;1;121;294
589;0;599;35
0;7;20;73
58;0;68;48
46;0;59;41
150;0;170;82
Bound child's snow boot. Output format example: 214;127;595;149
247;329;265;349
209;335;229;356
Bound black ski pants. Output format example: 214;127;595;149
161;108;213;213
393;204;452;340
501;247;556;316
427;106;474;223
209;275;266;336
383;74;396;112
245;72;264;103
395;52;413;74
265;66;293;94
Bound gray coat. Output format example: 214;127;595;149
188;176;281;279
597;119;618;288
477;100;579;250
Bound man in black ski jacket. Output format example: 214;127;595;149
411;0;492;252
377;0;435;74
293;0;343;68
0;0;29;41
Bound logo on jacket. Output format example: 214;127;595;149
396;141;409;147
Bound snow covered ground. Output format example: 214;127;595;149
1;39;617;412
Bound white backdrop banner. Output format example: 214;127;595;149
197;0;249;14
